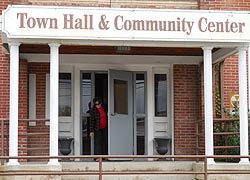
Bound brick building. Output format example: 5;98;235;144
0;0;250;166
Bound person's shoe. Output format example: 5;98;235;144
95;158;99;162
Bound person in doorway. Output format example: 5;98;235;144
89;97;108;161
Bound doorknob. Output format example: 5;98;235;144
110;112;117;116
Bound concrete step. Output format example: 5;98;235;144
61;174;195;180
61;161;196;180
193;162;250;180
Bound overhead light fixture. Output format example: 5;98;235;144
116;46;131;53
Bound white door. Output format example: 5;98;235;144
109;70;133;155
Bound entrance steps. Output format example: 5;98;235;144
2;161;250;180
193;162;250;180
61;161;196;180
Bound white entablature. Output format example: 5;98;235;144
1;5;250;44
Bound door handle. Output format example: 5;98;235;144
110;112;117;116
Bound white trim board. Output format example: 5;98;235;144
21;53;202;65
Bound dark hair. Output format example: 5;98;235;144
93;97;102;104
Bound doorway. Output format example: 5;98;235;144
80;71;146;155
80;72;108;155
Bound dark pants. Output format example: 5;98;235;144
94;128;108;155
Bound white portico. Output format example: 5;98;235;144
0;5;250;165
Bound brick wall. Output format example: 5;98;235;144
0;55;29;157
18;60;28;157
27;120;49;158
0;1;10;15
29;63;49;118
0;38;10;157
24;0;198;9
0;0;11;158
220;55;239;116
199;0;250;10
0;0;11;119
1;3;29;156
0;46;9;119
174;64;201;155
28;62;50;157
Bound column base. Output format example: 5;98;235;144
239;158;249;164
207;158;216;164
7;159;20;166
48;159;61;166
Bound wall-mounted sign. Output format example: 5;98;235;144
230;93;239;115
2;5;250;42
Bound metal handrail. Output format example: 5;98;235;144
195;118;240;155
1;155;250;180
0;119;8;165
0;118;50;165
1;118;249;179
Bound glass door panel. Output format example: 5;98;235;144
114;79;128;115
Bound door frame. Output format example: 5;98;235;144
79;69;149;156
133;72;147;155
79;71;108;155
66;61;174;156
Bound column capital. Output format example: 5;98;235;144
8;42;21;47
202;46;213;51
48;43;61;48
237;47;248;51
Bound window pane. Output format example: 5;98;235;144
95;73;108;107
59;73;72;116
136;74;145;114
137;117;145;155
154;74;167;117
114;79;128;114
82;73;92;113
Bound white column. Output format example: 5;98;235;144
146;68;154;157
48;43;61;165
202;47;215;164
8;42;20;165
238;47;249;164
8;43;20;165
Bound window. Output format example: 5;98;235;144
154;74;167;117
114;79;128;114
136;74;145;114
59;73;72;116
135;73;145;155
81;73;92;114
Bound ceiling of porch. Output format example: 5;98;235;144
19;44;220;56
